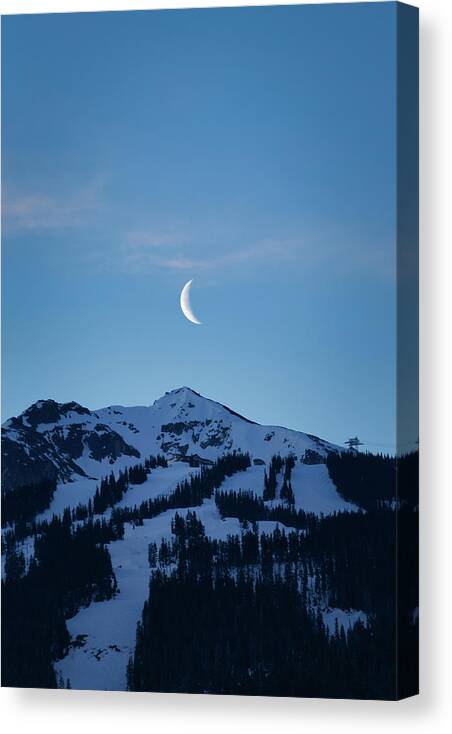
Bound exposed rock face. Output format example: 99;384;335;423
1;427;86;493
2;401;140;492
44;423;140;464
19;399;91;429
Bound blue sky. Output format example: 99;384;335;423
2;3;398;450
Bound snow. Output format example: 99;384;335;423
216;460;360;518
116;463;200;510
37;477;99;522
35;463;199;525
36;455;359;692
90;387;343;467
73;447;142;482
290;463;360;516
322;607;368;636
4;386;362;691
218;464;267;498
1;535;35;578
54;495;291;691
43;461;297;691
56;511;178;692
5;386;344;475
255;520;291;535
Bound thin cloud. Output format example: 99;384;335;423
2;177;106;233
121;236;301;273
3;178;393;283
126;230;187;248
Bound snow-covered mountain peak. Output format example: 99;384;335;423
152;386;203;415
4;398;92;431
2;387;341;491
150;386;257;427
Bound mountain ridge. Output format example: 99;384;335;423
1;386;340;493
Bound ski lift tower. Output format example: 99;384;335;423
345;436;364;452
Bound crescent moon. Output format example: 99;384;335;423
180;279;202;325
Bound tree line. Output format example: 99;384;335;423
263;454;295;503
1;451;251;688
127;509;417;699
326;450;419;510
92;455;168;513
2;447;418;696
2;478;57;527
2;509;117;688
215;488;318;530
109;452;252;526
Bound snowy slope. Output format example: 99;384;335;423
290;463;359;515
2;386;341;492
54;493;304;692
4;386;363;692
51;457;360;691
96;386;340;466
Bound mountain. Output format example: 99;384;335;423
1;386;339;493
3;387;414;696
